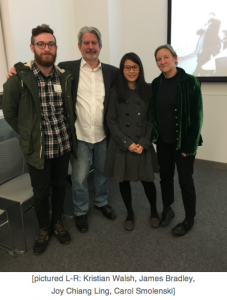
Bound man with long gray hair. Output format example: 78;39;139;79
58;26;118;232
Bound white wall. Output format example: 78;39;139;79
108;0;123;67
73;0;110;63
0;0;226;163
120;0;168;82
198;83;227;163
1;0;78;65
108;0;168;81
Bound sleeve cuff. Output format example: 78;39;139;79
138;137;151;151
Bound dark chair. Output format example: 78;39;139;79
0;208;15;257
0;138;33;252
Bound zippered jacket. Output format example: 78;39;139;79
151;67;203;155
3;60;77;169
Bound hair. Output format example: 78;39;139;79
31;24;56;44
154;44;178;66
116;52;152;103
77;26;102;46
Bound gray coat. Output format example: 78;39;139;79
104;87;159;182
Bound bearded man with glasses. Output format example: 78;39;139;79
3;24;77;254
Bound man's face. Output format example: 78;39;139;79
30;32;58;67
78;32;102;62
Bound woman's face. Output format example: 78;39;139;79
156;48;177;77
123;59;140;84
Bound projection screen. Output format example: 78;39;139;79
168;0;227;82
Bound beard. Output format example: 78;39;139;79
34;50;57;67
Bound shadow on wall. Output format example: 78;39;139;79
0;93;2;110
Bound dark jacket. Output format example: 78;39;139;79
151;67;203;155
58;59;119;140
3;60;77;169
104;87;159;182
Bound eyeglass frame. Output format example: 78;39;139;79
123;65;140;72
33;42;57;50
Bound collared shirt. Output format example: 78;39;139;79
32;62;71;159
75;58;106;143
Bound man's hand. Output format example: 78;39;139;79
134;145;144;154
182;153;187;157
6;66;17;79
128;143;139;152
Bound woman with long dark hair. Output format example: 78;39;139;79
104;52;159;231
151;44;203;236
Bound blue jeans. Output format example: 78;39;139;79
70;138;108;216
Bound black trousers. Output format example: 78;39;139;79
119;180;157;211
157;141;196;218
28;152;70;229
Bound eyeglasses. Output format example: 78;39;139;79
123;65;140;71
33;42;56;50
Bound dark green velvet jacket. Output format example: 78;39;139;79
151;67;203;155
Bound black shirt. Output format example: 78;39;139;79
157;72;178;143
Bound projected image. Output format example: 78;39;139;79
170;0;227;78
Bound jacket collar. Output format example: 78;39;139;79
23;60;65;74
176;67;188;81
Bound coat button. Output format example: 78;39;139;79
138;113;141;115
126;113;129;116
137;101;141;105
126;123;130;127
124;141;126;144
137;123;141;127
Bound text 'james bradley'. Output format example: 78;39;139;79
32;274;195;283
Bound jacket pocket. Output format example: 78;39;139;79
18;127;32;155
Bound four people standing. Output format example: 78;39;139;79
3;23;203;253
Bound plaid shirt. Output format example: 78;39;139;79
32;62;71;159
